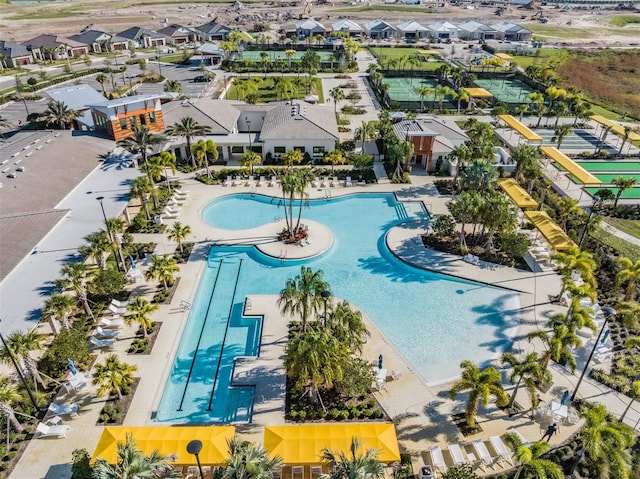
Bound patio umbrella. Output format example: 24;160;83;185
129;256;136;270
600;329;610;345
67;358;78;375
560;389;569;406
378;354;383;369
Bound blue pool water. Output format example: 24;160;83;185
156;193;520;423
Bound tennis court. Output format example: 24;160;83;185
474;78;534;104
585;186;640;200
382;77;439;102
576;161;640;172
537;129;618;154
238;50;337;62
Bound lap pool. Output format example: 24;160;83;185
155;193;521;423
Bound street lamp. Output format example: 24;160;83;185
156;45;163;77
571;306;617;403
186;439;205;478
246;118;252;152
321;290;331;327
0;319;39;410
578;195;601;248
96;196;121;272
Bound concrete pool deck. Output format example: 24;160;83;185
11;174;639;479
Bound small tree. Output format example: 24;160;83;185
432;214;456;239
92;354;137;401
166;221;192;253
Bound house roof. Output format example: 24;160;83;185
22;35;86;50
396;20;427;33
157;24;198;38
116;27;165;41
197;21;232;36
198;44;225;55
393;117;467;147
0;40;31;58
296;19;326;31
260;101;338;141
331;19;363;32
457;21;496;33
46;84;106;110
68;30;111;45
490;21;531;34
364;19;397;32
162;99;241;135
427;20;459;33
88;93;164;109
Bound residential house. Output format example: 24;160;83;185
68;30;129;53
198;44;225;65
490;21;532;41
457;21;498;41
396;20;429;42
45;84;107;130
116;27;167;49
157;24;199;45
426;21;460;41
363;19;397;40
196;21;232;41
330;19;363;37
296;19;327;39
89;94;165;141
21;35;88;61
0;40;33;68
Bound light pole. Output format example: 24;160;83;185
96;196;121;272
321;290;331;327
187;439;205;478
571;306;617;403
578;195;601;248
156;45;163;77
0;319;39;410
246;119;252;152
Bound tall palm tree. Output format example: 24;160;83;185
126;297;158;338
0;374;24;433
528;323;582;372
511;144;542;192
0;329;47;388
42;292;76;331
449;191;481;247
278;266;329;333
191;138;219;178
324;150;346;174
354;121;376;154
152;150;177;190
165;117;212;169
329;86;345;115
552;246;597;300
93;433;181;479
616;257;640;301
448;360;508;428
502;434;563;479
501;352;550;410
434;84;453;112
320;437;384;479
145;255;180;290
552;123;572;149
449;144;472;186
327;300;368;354
223;438;283;479
282;149;303;168
414;85;433;112
92;354;137;401
80;231;113;270
119;125;165;169
38;100;79;129
130;176;154;220
57;261;95;320
293;168;314;233
166;221;192;253
618;125;633;156
239;150;261;176
611;177;637;208
96;73;109;94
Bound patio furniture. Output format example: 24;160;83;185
36;422;70;438
428;445;447;474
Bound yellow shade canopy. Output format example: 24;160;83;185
497;178;538;209
524;211;576;251
498;114;543;142
539;146;602;185
463;87;493;98
418;49;440;55
263;424;401;465
92;426;236;465
495;53;513;59
591;115;640;142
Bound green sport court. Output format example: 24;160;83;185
576;161;640;172
568;173;640;184
537;130;617;154
382;78;439;102
238;50;337;62
474;78;534;104
585;186;640;200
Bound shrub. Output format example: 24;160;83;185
432;214;456;238
99;403;123;424
71;449;92;479
39;321;91;378
129;338;150;354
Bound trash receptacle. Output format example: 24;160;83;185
420;466;433;479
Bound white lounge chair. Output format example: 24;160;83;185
428;446;447;474
321;176;330;188
223;175;233;186
110;299;129;308
66;372;88;393
173;191;189;199
233;176;243;186
489;436;513;466
90;336;116;348
164;205;181;215
331;176;340;187
246;175;255;187
99;317;125;329
447;444;467;467
163;210;179;219
108;304;131;316
170;196;186;205
313;177;320;188
269;175;278;187
48;402;79;416
96;327;120;338
257;176;265;187
36;422;70;438
472;440;495;471
345;176;353;187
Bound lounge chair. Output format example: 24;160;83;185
331;176;340;187
246;175;255;187
99;317;125;329
223;175;233;187
472;440;495;471
345;176;353;187
48;402;79;416
36;422;70;438
163;210;179;219
447;444;467;466
269;175;278;187
90;336;116;348
313;177;320;188
96;327;120;338
428;446;447;474
321;176;330;188
489;436;513;466
233;176;243;186
164;205;181;215
173;191;189;199
65;372;88;393
257;176;265;187
170;196;186;205
108;304;131;316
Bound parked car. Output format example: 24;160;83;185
193;75;212;83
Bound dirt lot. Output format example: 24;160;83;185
1;0;639;47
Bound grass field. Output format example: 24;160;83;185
226;76;324;103
369;47;445;71
610;15;640;27
507;49;569;69
8;7;85;20
527;24;597;39
591;225;640;261
604;217;640;239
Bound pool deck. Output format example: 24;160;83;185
12;173;639;479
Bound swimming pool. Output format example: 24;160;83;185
156;193;521;423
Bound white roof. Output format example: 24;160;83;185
427;20;459;33
198;44;224;55
396;20;427;33
331;18;362;32
458;21;496;33
491;21;531;33
45;84;105;110
296;18;326;30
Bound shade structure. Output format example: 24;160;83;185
498;114;543;142
497;178;538;209
524;211;576;251
591;115;640;142
263;423;401;465
418;49;440;55
92;426;235;465
539;146;602;185
464;87;493;98
495;52;513;60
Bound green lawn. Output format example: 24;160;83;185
227;76;324;103
603;218;640;240
369;47;445;71
610;15;640;27
591;226;640;261
507;48;569;68
527;25;600;40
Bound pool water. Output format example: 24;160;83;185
156;193;521;423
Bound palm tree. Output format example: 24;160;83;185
0;374;24;433
414;85;433;112
611;177;637;207
119;125;165;169
165;117;212;169
354;121;376;154
528;323;582;372
282;149;303;168
130;176;154;220
511;144;542;192
618;301;640;330
57;261;95;320
502;434;563;479
552;246;597;299
293;168;314;234
0;329;47;388
324;149;345;174
92;354;137;401
80;231;113;270
93;433;181;479
327;300;368;354
164;79;182;94
240;150;261;176
191;138;218;177
96;73;109;94
434;84;453;112
329;87;345;115
616;257;640;301
552;123;572;149
501;352;550;410
126;297;158;338
152;150;177;190
449;144;472;187
453;88;469;113
448;360;508;428
166;221;191;253
320;437;384;479
223;438;283;479
42;292;76;331
145;255;180;289
449;191;481;247
278;266;329;333
38;100;79;129
618;125;633;156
